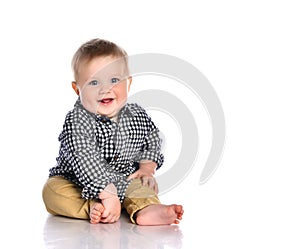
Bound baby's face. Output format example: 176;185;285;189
75;56;131;118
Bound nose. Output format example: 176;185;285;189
98;81;114;94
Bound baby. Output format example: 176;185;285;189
42;38;184;225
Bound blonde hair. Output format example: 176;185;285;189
71;38;128;81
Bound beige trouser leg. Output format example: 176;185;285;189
42;176;160;223
123;178;161;224
42;176;96;219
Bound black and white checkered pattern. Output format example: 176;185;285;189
49;98;164;202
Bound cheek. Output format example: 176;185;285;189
114;83;129;98
79;89;98;108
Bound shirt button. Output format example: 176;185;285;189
102;117;109;123
97;116;111;124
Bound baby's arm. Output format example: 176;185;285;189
98;183;121;223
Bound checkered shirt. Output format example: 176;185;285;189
49;98;164;202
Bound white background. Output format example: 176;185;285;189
0;0;299;248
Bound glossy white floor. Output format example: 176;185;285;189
43;211;183;249
3;155;300;249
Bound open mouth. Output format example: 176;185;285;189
98;98;114;104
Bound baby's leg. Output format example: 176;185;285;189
42;176;96;220
135;204;184;226
123;179;184;225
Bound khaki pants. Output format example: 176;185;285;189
42;176;160;223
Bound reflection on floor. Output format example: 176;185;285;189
43;211;183;249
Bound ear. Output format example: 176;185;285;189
127;77;132;92
72;81;80;95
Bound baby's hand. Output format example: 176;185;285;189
127;161;158;194
99;183;121;223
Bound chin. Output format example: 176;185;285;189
98;105;122;118
98;110;115;118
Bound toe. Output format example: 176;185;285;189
94;203;104;212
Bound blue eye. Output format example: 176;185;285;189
111;78;120;84
88;80;100;86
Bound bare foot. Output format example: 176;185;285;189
135;204;184;226
90;202;104;224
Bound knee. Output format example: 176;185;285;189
42;178;59;209
42;177;75;209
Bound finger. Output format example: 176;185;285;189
148;177;156;190
151;178;158;194
141;176;147;186
154;182;159;194
142;176;156;191
127;172;138;181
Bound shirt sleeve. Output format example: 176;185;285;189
138;127;164;169
130;104;164;169
59;110;129;200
